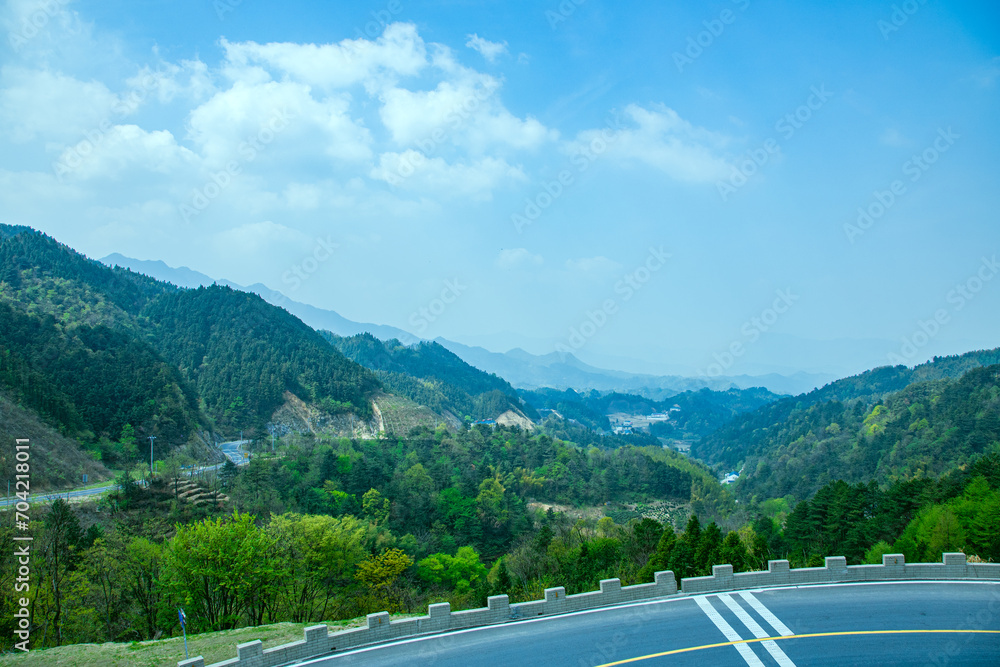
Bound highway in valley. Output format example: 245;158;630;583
0;440;246;508
306;582;1000;666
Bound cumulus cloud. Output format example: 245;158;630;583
465;34;508;63
370;151;525;201
496;247;543;269
219;23;427;90
568;103;731;183
0;66;117;143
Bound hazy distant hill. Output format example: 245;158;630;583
101;253;419;343
436;339;832;397
99;254;834;397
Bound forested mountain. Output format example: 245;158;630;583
693;355;1000;501
325;332;535;423
0;225;380;467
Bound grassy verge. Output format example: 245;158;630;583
0;615;415;667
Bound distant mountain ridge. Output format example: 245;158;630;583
99;253;834;397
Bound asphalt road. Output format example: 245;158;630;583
219;439;249;465
0;442;243;508
305;582;1000;666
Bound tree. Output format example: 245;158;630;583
268;513;376;622
417;546;487;594
355;548;413;613
164;512;279;630
40;499;83;646
362;488;390;526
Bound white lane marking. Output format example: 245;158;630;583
693;595;766;667
720;594;797;667
740;591;794;636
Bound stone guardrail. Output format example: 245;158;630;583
179;552;1000;667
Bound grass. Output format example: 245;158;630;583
0;615;407;667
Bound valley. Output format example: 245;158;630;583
1;225;998;663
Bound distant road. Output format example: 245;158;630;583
307;582;1000;666
0;442;242;508
219;439;249;465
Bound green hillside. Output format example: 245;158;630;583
0;225;380;464
694;358;1000;501
326;332;534;423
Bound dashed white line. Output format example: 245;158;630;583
719;594;797;667
740;591;794;636
693;596;766;667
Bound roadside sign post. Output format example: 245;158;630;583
179;608;188;658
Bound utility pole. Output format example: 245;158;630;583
148;436;156;484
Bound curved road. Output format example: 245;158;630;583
305;582;1000;666
0;441;243;509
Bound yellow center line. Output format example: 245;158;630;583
595;629;1000;666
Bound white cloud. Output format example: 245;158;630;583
186;80;372;168
55;124;197;181
370;151;526;201
220;23;427;90
379;76;557;152
568;103;731;183
465;34;508;63
0;66;116;143
497;247;543;269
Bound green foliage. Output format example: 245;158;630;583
144;286;379;428
326;332;529;421
164;511;279;631
697;363;1000;501
417;546;487;593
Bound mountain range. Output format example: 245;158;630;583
100;253;834;396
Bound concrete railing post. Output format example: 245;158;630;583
487;594;510;622
654;570;678;595
236;640;263;667
545;586;567;614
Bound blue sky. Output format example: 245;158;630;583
1;0;998;378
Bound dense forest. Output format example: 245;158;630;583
325;332;534;423
3;430;996;651
694;356;1000;500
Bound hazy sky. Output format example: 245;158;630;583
1;0;998;377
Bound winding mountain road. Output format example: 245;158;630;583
305;582;1000;666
